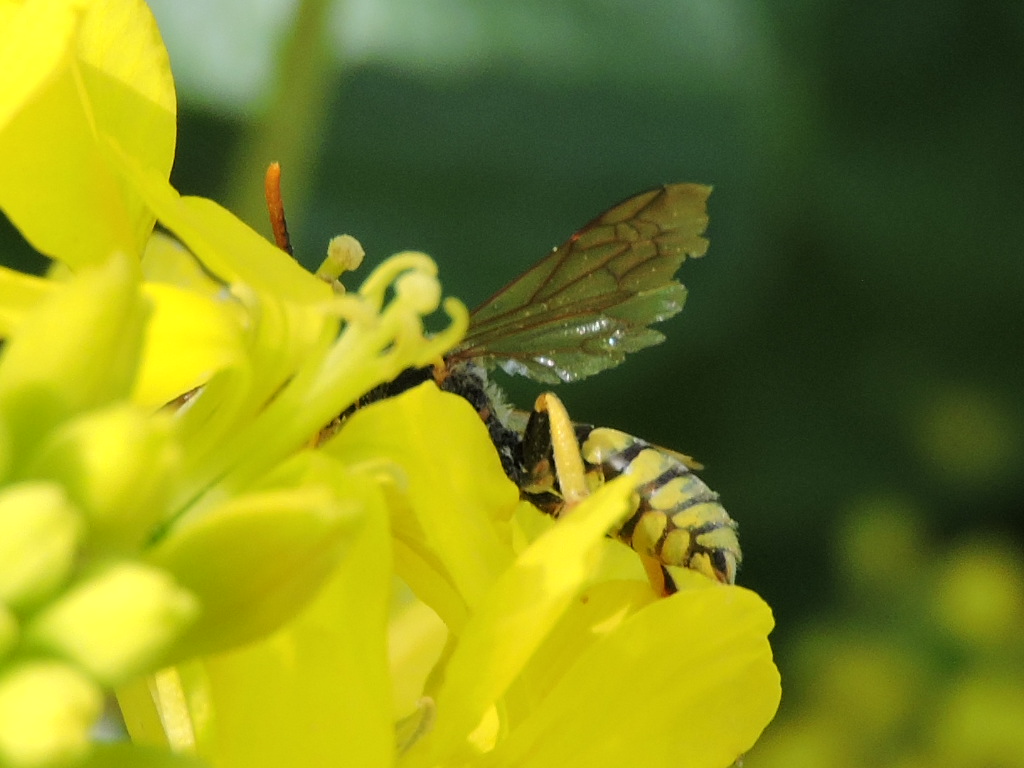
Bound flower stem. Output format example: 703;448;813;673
224;0;339;247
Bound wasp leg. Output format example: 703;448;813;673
520;399;556;507
430;356;450;386
523;395;672;596
520;392;588;514
533;393;588;508
640;556;673;597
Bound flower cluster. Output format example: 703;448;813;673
746;499;1024;768
0;1;779;767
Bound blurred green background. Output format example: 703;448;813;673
6;0;1024;763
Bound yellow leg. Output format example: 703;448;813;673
532;393;676;598
533;393;588;508
640;555;672;597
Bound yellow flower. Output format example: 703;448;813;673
0;1;462;765
0;2;780;767
137;383;779;768
0;255;202;767
0;0;175;267
747;503;1024;768
338;386;779;768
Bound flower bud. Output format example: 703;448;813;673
0;255;147;458
0;482;83;610
147;471;366;658
25;404;179;551
0;660;102;768
23;561;197;685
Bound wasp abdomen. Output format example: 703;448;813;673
580;427;741;586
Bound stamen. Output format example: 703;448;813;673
318;235;366;288
264;162;293;255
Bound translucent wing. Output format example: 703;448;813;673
449;184;711;383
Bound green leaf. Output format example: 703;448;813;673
452;184;710;383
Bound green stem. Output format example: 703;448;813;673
224;0;340;253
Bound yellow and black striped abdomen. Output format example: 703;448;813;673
579;427;741;586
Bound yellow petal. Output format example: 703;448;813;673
0;266;51;337
0;1;78;131
0;0;175;266
325;383;520;617
160;486;394;768
0;254;148;464
109;148;327;302
136;281;248;408
79;742;211;768
0;605;16;660
486;583;781;768
389;597;448;721
146;460;367;659
503;578;654;725
426;477;634;761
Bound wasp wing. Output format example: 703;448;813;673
449;184;711;384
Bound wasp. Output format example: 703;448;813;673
326;183;741;595
260;167;739;594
